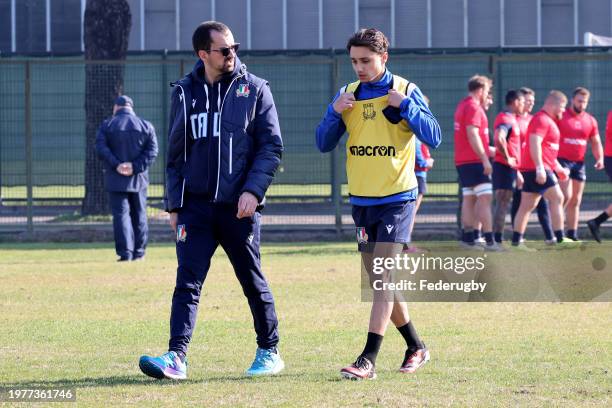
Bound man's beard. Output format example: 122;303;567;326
222;58;234;73
573;105;583;114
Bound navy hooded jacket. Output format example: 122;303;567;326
95;108;158;192
164;57;283;212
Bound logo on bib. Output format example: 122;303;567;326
362;103;376;121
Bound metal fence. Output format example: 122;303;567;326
2;48;612;233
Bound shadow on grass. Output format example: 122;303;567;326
3;372;308;389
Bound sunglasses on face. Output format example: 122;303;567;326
207;43;240;57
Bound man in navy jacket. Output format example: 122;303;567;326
139;21;284;380
95;95;158;261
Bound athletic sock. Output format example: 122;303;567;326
510;189;522;225
567;229;577;240
397;322;425;350
554;230;564;243
484;232;494;245
512;231;522;246
360;332;384;365
474;229;482;240
494;232;503;243
462;230;475;244
594;211;610;226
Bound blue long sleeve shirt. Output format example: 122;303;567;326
315;69;441;206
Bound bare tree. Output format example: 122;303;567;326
82;0;131;215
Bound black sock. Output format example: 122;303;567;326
554;230;564;243
474;229;482;239
494;232;503;243
567;229;577;240
512;231;522;245
484;232;494;245
462;230;475;244
397;322;424;350
360;332;384;365
594;211;610;226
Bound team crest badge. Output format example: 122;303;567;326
362;103;376;121
177;224;187;243
236;84;250;98
356;227;368;244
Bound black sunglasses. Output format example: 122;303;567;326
207;43;240;57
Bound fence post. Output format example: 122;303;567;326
161;50;169;204
330;52;342;235
25;61;33;235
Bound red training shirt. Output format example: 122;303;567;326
493;111;521;167
558;109;598;162
454;96;489;165
520;110;561;171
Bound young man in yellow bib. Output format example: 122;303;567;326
316;28;441;380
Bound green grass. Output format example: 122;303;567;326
0;242;610;407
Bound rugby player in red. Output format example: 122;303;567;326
511;87;555;244
454;75;499;250
512;91;572;247
492;90;524;244
557;87;604;241
587;110;612;242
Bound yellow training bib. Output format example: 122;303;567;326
341;75;417;198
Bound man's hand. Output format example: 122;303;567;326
387;89;407;108
516;171;524;189
425;158;434;169
488;145;496;158
237;192;258;219
535;167;547;184
116;162;133;176
482;159;492;176
169;212;178;234
594;159;604;170
332;92;356;114
507;157;518;168
555;166;570;182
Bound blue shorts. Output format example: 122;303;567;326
492;162;517;190
416;176;427;195
456;163;491;188
604;157;612;182
521;170;558;194
352;200;416;252
557;158;586;181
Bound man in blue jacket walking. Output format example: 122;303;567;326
139;21;284;380
95;95;158;262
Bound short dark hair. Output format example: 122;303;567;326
192;21;230;53
346;28;389;54
505;89;521;105
519;87;535;97
573;86;590;98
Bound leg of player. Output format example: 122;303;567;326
536;199;555;244
587;203;612;243
460;191;479;248
474;183;499;250
493;188;513;243
389;302;430;373
511;191;540;248
565;179;585;241
542;184;572;245
559;177;572;209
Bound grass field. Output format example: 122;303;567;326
0;242;610;407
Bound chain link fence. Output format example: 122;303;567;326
1;48;612;234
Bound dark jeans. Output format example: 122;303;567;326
168;195;279;355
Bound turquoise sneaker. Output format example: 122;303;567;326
246;347;285;376
139;351;187;380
